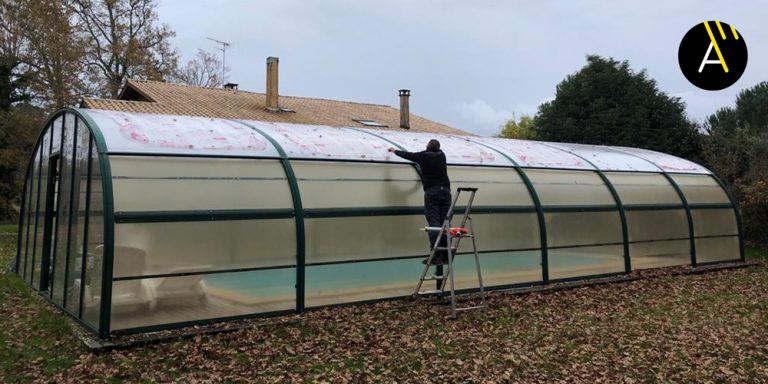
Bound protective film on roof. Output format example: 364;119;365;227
471;137;595;170
608;146;711;174
362;129;514;166
81;109;281;157
544;142;661;172
239;120;409;163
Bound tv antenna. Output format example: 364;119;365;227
207;37;231;84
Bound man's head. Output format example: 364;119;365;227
426;139;441;152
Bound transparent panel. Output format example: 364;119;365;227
305;213;540;264
293;161;422;209
305;251;542;307
604;172;682;205
111;157;292;211
449;167;533;207
31;129;51;287
81;141;103;330
626;210;689;242
611;146;710;174
630;240;690;269
109;268;295;331
526;170;616;206
695;236;740;263
21;153;36;282
549;245;624;280
546;142;660;172
50;116;62;154
65;123;90;313
545;211;623;248
82;110;281;158
114;219;296;277
691;209;738;237
471;137;595;170
669;175;730;204
358;129;513;166
52;116;75;305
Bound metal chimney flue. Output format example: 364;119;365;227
266;57;279;110
399;89;410;129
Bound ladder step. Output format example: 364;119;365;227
421;275;446;281
455;305;486;312
434;247;458;251
418;290;444;295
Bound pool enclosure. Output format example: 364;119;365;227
16;108;743;338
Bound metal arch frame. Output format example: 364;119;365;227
604;147;699;266
709;175;745;261
13;108;113;337
229;119;307;313
534;143;632;273
464;139;552;283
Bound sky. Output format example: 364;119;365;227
157;0;767;136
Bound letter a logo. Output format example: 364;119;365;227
679;21;747;91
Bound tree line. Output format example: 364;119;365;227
498;55;768;244
0;0;225;221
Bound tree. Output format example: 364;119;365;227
172;49;227;88
534;55;701;160
497;114;537;140
71;0;179;98
734;81;768;136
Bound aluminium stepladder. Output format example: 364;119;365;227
413;187;487;318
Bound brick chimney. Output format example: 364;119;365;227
266;57;279;110
399;89;410;129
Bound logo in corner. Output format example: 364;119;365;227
678;21;747;91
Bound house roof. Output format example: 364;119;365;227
80;79;469;135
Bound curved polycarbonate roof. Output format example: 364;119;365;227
82;109;281;158
80;109;710;174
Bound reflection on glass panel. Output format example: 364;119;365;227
110;268;295;330
111;157;292;211
65;125;90;313
114;219;296;278
630;240;690;270
545;211;622;248
695;236;740;263
548;245;624;280
526;169;615;206
52;116;76;305
82;142;103;330
448;167;532;207
691;209;738;237
22;154;36;282
32;129;51;288
670;174;730;204
305;213;540;264
293;161;422;209
626;210;688;242
604;172;681;205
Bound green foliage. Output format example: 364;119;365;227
0;104;44;221
497;114;537;140
734;180;768;245
736;81;768;136
0;55;30;110
533;55;702;160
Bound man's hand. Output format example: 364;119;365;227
388;147;397;153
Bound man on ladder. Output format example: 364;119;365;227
388;139;451;265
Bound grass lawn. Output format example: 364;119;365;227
1;224;768;383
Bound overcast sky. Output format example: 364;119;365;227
157;0;766;136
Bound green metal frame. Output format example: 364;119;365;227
114;209;294;223
229;120;307;313
710;175;745;261
78;138;94;318
62;117;81;309
533;143;632;273
603;147;698;266
466;139;551;283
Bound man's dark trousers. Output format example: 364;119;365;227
424;185;451;262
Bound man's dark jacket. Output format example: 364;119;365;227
393;149;450;190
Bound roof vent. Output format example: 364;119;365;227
353;119;388;128
266;57;279;109
399;89;410;129
223;83;238;90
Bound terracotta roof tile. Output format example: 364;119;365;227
81;79;470;135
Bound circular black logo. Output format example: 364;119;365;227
678;21;747;91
